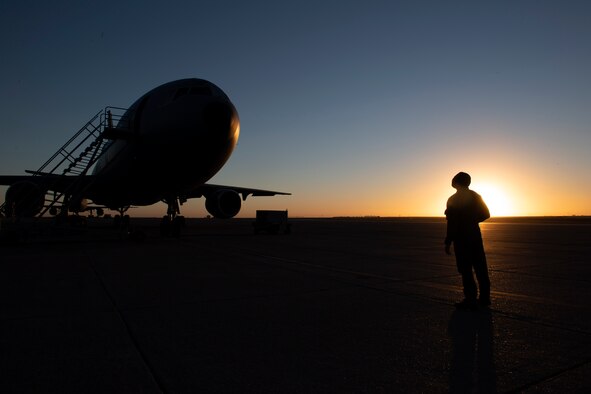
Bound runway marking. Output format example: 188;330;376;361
83;251;166;393
232;249;591;337
490;267;591;284
201;245;582;308
505;358;591;393
179;239;591;337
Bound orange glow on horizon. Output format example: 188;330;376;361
471;182;516;217
3;167;585;219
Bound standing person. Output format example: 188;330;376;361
444;172;491;309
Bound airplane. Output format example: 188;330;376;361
0;78;289;235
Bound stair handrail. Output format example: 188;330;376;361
34;107;128;217
101;106;131;130
34;110;103;176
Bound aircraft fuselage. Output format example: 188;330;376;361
89;79;240;208
1;78;288;220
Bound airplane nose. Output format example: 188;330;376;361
203;101;239;141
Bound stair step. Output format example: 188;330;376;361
102;127;133;140
27;106;129;218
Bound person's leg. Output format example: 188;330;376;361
473;242;491;304
460;268;477;301
455;244;477;307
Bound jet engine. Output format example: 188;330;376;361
205;189;241;219
4;181;46;217
68;197;89;213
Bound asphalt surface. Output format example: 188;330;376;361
1;217;590;393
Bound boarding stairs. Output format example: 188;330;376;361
0;107;131;218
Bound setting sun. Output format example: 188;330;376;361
472;182;515;217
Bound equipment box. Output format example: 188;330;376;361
253;210;291;234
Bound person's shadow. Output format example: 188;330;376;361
448;308;497;393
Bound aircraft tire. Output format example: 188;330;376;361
160;216;171;236
171;216;184;238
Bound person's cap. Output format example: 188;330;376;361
452;172;471;187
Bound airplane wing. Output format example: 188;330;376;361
0;175;34;185
186;183;291;201
0;174;96;194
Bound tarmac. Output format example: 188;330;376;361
1;216;590;393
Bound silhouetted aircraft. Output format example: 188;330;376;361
0;79;289;234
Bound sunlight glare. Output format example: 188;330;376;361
472;182;514;216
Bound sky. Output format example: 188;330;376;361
1;0;590;217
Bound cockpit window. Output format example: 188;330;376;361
190;86;211;96
172;86;212;101
173;87;189;101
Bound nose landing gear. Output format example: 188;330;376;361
160;197;185;237
113;206;131;229
111;206;146;241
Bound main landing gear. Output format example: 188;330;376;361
113;207;131;229
160;197;185;237
111;206;145;241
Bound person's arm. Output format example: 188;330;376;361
474;193;490;222
444;206;457;254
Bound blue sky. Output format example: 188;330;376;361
1;1;590;217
